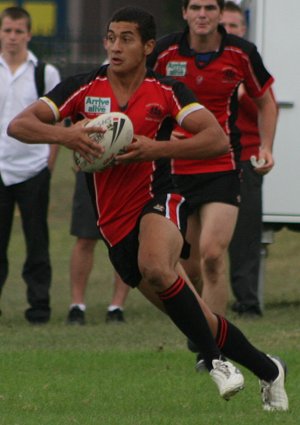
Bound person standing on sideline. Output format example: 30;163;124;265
0;7;61;324
67;170;130;325
221;1;277;317
8;7;288;411
147;0;277;316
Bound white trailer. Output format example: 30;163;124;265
239;0;300;308
243;0;300;224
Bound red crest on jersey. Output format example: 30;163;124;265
145;103;164;121
222;67;237;83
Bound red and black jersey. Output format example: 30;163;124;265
43;65;202;246
147;25;274;174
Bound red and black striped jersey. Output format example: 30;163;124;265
147;25;274;174
43;65;202;246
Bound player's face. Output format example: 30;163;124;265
105;22;154;75
220;10;246;37
0;17;31;55
182;0;222;37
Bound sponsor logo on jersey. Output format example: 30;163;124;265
166;61;187;76
85;97;111;113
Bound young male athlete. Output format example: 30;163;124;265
8;6;288;411
147;0;277;317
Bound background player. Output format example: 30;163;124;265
147;0;277;318
221;1;277;317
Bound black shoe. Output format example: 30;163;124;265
186;340;208;372
67;306;85;325
25;307;50;324
231;301;262;317
187;338;200;353
105;308;125;323
195;353;208;373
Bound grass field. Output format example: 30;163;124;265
0;148;299;424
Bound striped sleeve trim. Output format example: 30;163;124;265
176;103;204;126
40;96;60;121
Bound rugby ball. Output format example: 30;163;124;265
74;112;133;172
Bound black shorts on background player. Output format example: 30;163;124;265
70;171;101;240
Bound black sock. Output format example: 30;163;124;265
216;315;278;381
158;276;221;369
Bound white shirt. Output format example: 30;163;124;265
0;51;61;186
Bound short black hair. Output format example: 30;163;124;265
107;6;156;43
182;0;225;11
0;6;31;31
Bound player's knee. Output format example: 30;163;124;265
139;262;173;291
201;248;224;272
202;243;224;263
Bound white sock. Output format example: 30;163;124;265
107;305;123;312
70;303;86;312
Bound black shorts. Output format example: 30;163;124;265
105;193;189;288
70;171;102;239
173;170;241;214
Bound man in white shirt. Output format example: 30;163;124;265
0;6;60;323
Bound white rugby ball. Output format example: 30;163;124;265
74;112;133;172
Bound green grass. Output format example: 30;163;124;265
0;147;300;424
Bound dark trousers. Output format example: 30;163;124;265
228;161;263;309
0;168;51;319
